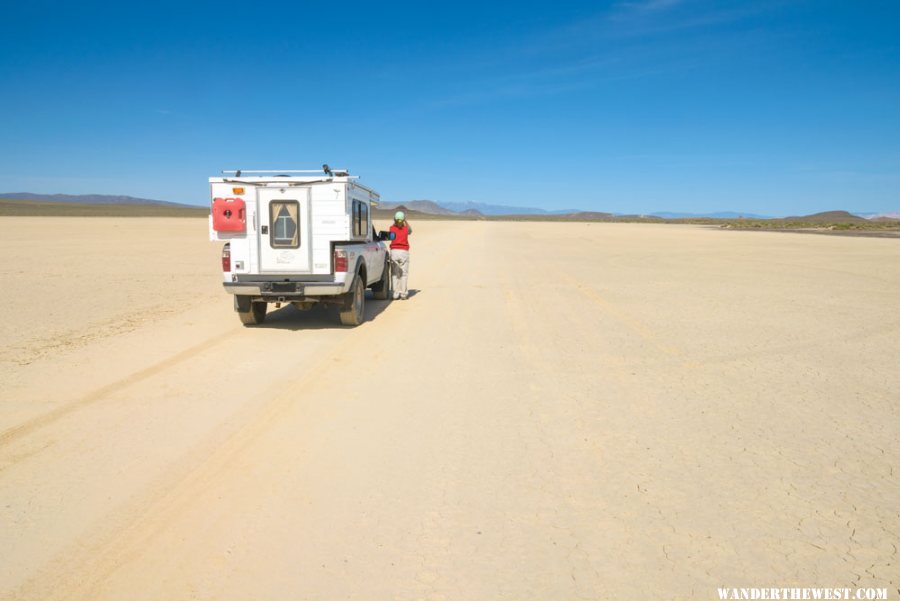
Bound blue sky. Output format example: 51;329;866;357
1;0;898;215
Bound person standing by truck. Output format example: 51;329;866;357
389;211;412;300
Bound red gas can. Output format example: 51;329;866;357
212;197;246;232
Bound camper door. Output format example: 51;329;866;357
258;187;311;273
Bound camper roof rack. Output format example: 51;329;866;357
222;164;352;177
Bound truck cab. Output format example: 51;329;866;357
209;168;391;326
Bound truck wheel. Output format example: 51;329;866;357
372;259;392;300
339;277;365;326
238;301;267;326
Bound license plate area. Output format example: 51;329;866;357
265;282;303;294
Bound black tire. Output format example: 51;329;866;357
372;259;392;300
339;276;365;326
238;301;267;326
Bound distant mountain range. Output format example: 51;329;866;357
0;192;195;207
648;211;774;219
380;200;778;219
438;201;582;216
380;200;581;216
856;211;900;220
2;192;897;222
380;200;899;221
377;200;457;215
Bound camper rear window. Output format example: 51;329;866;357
269;200;300;248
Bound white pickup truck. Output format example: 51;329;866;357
208;167;391;326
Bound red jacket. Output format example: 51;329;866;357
389;223;412;250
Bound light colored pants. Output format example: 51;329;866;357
390;249;409;296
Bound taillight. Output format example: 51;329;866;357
222;243;231;272
334;248;348;272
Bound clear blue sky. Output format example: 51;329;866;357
1;0;898;215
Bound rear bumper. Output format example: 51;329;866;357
223;281;347;297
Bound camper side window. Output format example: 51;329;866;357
352;200;369;238
360;201;369;237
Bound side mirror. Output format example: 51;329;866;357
377;230;391;241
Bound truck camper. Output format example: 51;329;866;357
209;166;391;326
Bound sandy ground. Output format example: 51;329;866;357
1;217;898;600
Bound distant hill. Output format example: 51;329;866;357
0;199;207;218
0;192;197;208
379;199;457;216
372;204;437;221
568;211;614;219
779;210;867;223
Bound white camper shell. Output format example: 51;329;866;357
209;168;392;326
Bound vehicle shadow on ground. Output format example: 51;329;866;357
257;291;396;331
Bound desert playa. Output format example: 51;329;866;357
1;217;898;599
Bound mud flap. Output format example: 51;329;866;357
234;295;252;313
339;279;358;310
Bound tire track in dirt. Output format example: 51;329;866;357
0;328;241;453
10;314;375;600
0;302;189;367
9;240;461;601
